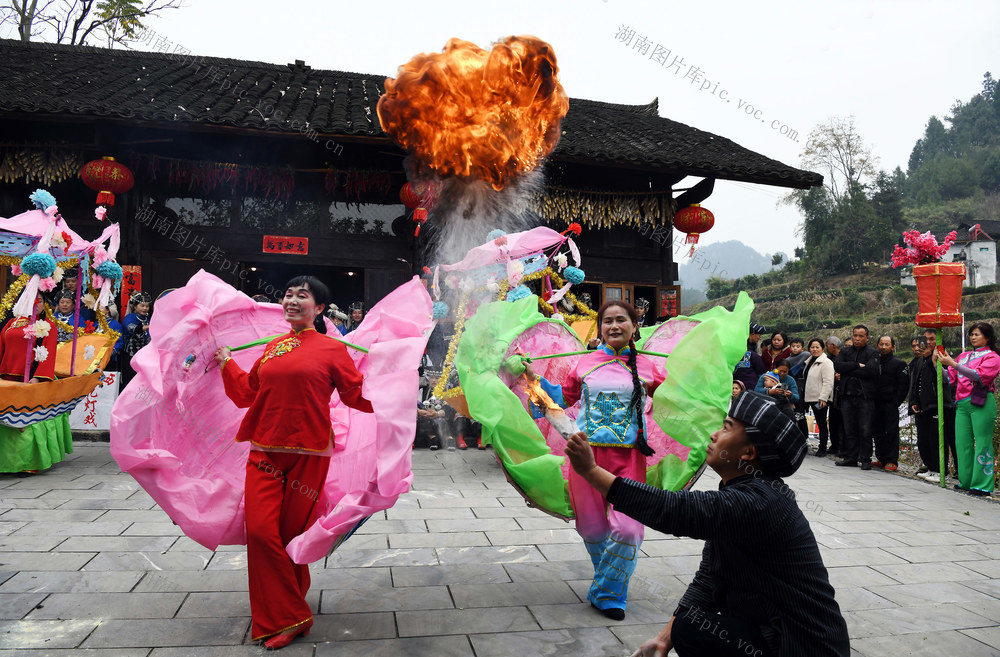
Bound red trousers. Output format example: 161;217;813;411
245;450;329;640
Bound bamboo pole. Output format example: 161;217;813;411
936;328;946;488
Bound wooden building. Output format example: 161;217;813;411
0;39;821;316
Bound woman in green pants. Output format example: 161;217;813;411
936;322;1000;496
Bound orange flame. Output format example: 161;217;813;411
521;374;562;411
377;36;570;191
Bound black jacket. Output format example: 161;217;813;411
875;353;909;405
909;355;956;414
833;344;880;399
608;475;850;657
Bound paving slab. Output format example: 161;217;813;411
1;442;999;655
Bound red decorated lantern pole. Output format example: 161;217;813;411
400;180;439;236
890;229;961;488
672;203;715;256
80;156;134;207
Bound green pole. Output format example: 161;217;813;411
936;328;946;488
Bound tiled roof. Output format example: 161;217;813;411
0;39;821;189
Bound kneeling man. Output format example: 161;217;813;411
564;391;850;657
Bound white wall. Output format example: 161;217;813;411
898;239;997;288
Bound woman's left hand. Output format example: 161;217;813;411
933;348;956;368
564;431;595;475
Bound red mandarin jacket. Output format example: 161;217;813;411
0;317;58;381
221;328;374;452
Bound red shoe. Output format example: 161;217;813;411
871;461;884;469
477;437;486;450
263;619;312;650
456;434;468;450
884;463;898;472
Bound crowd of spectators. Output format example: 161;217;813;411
735;321;999;495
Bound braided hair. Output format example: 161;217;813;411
596;300;655;456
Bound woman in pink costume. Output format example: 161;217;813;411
524;300;664;620
936;322;1000;496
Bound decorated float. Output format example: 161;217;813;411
0;190;120;470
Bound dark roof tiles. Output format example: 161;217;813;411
0;39;820;188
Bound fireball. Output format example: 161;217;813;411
377;36;570;191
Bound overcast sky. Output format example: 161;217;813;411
112;1;1000;257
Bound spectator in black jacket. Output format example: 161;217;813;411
825;336;845;456
563;391;850;657
834;325;881;469
907;337;926;473
910;329;958;482
872;336;909;472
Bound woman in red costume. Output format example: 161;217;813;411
213;275;373;650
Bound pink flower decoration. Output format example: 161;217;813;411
11;264;22;276
890;230;958;267
95;206;107;221
92;245;109;266
38;277;56;292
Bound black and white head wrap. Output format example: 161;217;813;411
729;391;806;477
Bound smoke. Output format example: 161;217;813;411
425;169;545;266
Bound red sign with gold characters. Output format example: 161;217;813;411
263;235;309;255
120;265;141;311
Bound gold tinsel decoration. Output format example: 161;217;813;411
0;147;84;185
429;267;598;401
530;188;673;230
1;257;119;348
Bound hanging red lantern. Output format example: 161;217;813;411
399;180;439;236
673;203;715;256
913;262;965;328
80;157;134;207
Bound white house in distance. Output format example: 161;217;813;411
899;221;999;288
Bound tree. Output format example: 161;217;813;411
1;0;180;47
771;253;783;267
798;116;879;202
870;169;905;234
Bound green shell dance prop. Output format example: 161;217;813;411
456;291;754;518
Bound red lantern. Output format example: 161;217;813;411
80;157;134;207
399;181;439;236
673;204;715;256
913;262;965;328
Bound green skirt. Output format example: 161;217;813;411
0;413;73;473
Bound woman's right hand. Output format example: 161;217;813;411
818;400;827;409
213;346;232;365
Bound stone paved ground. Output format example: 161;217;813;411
1;442;1000;656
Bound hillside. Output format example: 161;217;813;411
687;265;1000;345
678;240;780;290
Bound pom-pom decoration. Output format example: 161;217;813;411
21;252;57;278
502;354;527;376
30;320;50;339
506;284;532;302
487;229;507;241
432;301;450;319
11;264;23;276
84;345;96;360
38;278;56;292
554;253;568;270
29;189;57;211
94;260;123;283
95;206;107;221
33;345;49;363
52;267;63;283
563;266;585;285
562;222;582;236
84;320;96;334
